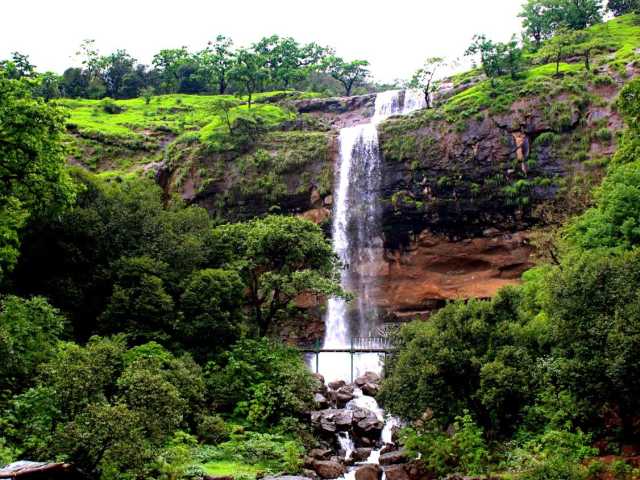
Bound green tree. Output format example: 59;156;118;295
554;0;603;29
519;0;558;48
200;35;234;94
0;296;65;392
0;52;36;79
409;57;446;108
206;338;315;427
178;268;245;361
152;47;191;93
229;48;268;108
534;27;575;76
607;0;640;15
100;256;175;343
323;56;370;96
207;215;342;336
465;35;523;84
99;49;137;98
0;77;76;277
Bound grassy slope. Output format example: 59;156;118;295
60;91;317;174
443;14;640;124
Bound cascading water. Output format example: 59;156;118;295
319;90;426;382
312;90;425;480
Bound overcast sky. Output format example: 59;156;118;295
1;0;524;83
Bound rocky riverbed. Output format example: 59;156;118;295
291;372;429;480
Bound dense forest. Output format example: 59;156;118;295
2;0;640;479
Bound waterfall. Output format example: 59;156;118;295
318;90;425;382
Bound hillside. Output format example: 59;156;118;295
58;14;640;320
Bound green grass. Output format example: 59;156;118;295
201;460;266;478
588;13;640;64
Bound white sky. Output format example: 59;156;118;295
1;0;524;83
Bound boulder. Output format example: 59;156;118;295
383;465;409;480
314;393;329;409
355;464;382;480
310;409;354;434
379;449;408;465
313;460;346;479
302;470;320;480
354;372;381;387
309;448;332;460
328;380;346;391
356;416;384;435
361;382;380;397
352;447;373;461
336;385;355;406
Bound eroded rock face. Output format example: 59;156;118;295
370;230;534;319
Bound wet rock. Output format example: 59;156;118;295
328;380;346;391
355;464;382;480
355;415;384;436
312;460;346;479
361;382;380;397
314;393;329;409
302;470;320;480
336;385;355;406
379;449;408;465
380;443;396;455
352;447;373;461
309;448;332;460
355;372;381;387
383;465;410;480
310;409;353;434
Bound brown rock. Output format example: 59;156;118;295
352;447;373;461
383;465;409;480
355;464;382;480
313;460;346;479
328;380;346;391
361;382;380;397
309;448;332;460
355;372;381;387
379;449;408;465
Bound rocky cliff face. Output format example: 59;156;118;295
158;65;635;324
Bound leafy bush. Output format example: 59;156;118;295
100;97;124;114
205;338;315;428
401;410;489;477
196;414;230;445
195;431;304;473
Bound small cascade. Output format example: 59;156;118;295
337;432;355;461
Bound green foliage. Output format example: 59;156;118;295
465;34;523;82
608;0;640;15
205;338;315;428
323;56;370;96
0;296;65;391
178;268;246;361
196;414;230;445
208;215;342;335
196;431;304;475
402;410;489;477
0;77;76;276
3;336;205;478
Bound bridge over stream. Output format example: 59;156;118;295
299;336;396;382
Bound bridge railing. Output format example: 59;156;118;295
298;336;396;382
